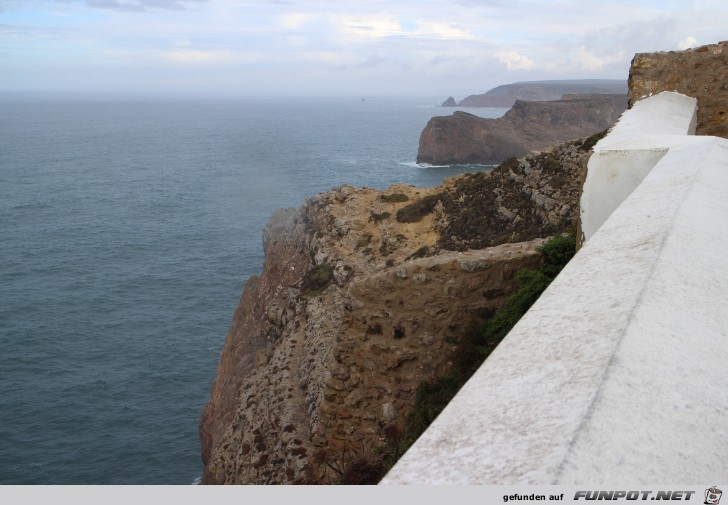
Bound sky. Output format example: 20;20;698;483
0;0;726;98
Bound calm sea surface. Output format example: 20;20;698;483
0;96;505;484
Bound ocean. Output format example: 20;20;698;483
0;96;506;484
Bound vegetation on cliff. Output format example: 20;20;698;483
302;263;335;297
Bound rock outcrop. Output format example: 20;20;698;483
440;97;457;107
417;94;627;165
629;40;728;138
458;79;626;107
199;138;593;484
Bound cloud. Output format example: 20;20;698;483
494;50;535;70
678;36;698;49
0;23;28;36
156;49;260;64
5;0;728;97
414;21;473;40
56;0;209;12
329;13;474;43
333;14;403;40
301;50;353;66
279;12;313;30
429;54;453;65
355;54;385;68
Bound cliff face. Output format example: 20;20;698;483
629;40;728;138
199;138;593;484
458;79;627;107
417;95;626;165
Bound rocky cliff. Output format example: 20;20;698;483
417;94;626;165
458;79;626;107
199;137;594;484
200;40;728;485
629;40;728;138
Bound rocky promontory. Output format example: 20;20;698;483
417;94;627;165
458;79;626;107
199;137;594;484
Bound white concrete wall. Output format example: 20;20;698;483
381;92;728;484
580;92;697;241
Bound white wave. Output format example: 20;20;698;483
398;161;451;168
191;475;202;485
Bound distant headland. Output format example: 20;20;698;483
441;79;627;108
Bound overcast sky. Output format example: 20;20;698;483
1;0;726;98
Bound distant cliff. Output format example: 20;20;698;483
199;137;593;484
417;94;627;165
458;79;626;107
629;40;728;138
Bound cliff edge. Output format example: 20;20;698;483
199;139;593;484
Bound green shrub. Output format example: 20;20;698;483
541;155;561;171
381;193;409;203
580;129;609;151
369;211;391;223
536;233;576;278
395;195;441;223
406;246;430;260
341;458;386;485
301;264;334;297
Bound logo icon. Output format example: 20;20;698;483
705;486;722;505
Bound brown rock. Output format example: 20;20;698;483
629;40;728;138
417;95;627;165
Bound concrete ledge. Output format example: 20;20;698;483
580;91;697;241
381;94;728;484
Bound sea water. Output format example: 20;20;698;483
0;96;505;484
